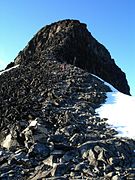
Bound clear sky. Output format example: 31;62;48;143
0;0;134;95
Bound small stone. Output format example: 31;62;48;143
51;163;69;176
61;150;77;163
51;150;64;156
106;171;114;177
1;134;12;150
69;133;84;146
49;134;66;143
61;125;76;136
74;162;86;171
82;150;89;159
0;150;3;156
88;149;97;166
43;155;54;167
97;150;107;164
112;175;120;180
29;143;50;158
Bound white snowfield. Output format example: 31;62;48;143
95;75;135;139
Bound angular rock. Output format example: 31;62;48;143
51;163;69;177
29;143;50;158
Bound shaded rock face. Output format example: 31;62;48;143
13;19;130;95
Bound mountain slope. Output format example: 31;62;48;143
0;60;135;179
0;20;135;179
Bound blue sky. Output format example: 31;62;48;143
0;0;134;95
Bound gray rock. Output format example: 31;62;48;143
87;149;97;166
51;163;69;177
61;150;77;163
29;143;50;158
43;155;54;167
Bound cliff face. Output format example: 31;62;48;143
13;19;130;95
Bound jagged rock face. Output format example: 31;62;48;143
14;19;130;95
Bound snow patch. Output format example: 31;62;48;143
95;77;135;139
0;65;19;75
91;74;117;92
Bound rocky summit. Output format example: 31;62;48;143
7;19;130;95
0;20;135;179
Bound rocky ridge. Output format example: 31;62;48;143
0;59;135;179
0;20;135;179
8;19;130;95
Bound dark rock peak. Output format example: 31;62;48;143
0;20;135;179
13;19;130;95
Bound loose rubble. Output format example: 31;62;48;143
0;59;135;179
